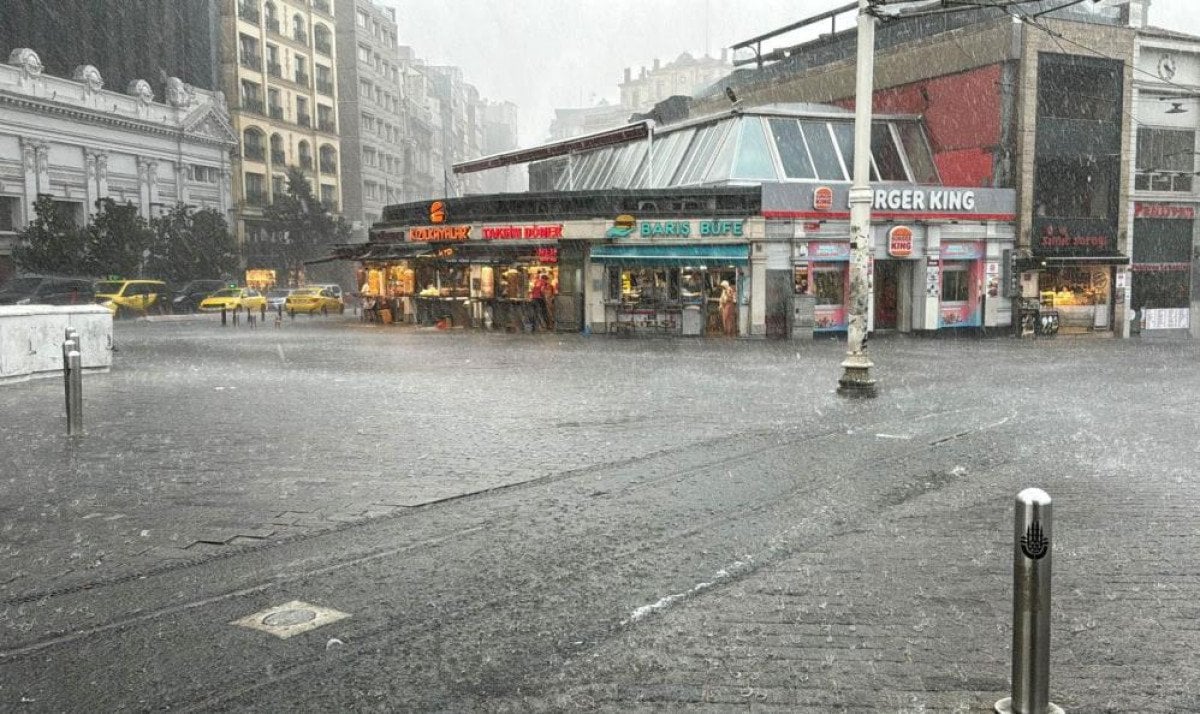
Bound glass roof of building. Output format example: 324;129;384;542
547;104;940;192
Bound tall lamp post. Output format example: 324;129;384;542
837;0;878;398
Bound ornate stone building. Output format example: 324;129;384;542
0;48;236;282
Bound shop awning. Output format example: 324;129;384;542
589;244;749;266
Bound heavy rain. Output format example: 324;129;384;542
1;1;1199;711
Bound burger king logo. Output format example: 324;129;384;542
887;226;914;257
813;186;834;211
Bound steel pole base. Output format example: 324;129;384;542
995;697;1064;714
837;357;877;398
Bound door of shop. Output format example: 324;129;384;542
765;270;791;338
555;243;584;332
874;260;899;330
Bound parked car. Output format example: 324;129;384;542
172;279;228;313
307;283;344;301
0;276;95;305
93;279;171;316
198;287;267;313
285;287;344;316
265;287;295;311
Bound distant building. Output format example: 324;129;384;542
0;48;236;282
479;100;525;194
619;51;730;113
334;0;407;236
546;51;729;142
222;0;343;283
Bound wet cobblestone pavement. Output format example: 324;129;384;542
2;316;1198;712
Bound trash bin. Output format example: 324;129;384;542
681;304;703;336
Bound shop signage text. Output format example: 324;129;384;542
482;224;564;240
409;225;471;242
1036;225;1108;250
536;248;559;263
1134;203;1196;220
873;189;975;212
638;220;745;238
887;226;913;257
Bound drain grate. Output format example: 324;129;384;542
231;600;350;639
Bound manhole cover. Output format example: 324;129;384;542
232;600;350;639
263;609;317;627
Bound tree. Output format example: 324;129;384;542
12;195;89;275
147;204;239;284
262;167;352;278
81;198;155;277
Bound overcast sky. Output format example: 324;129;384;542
384;0;1200;146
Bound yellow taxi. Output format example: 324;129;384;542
285;286;345;316
198;286;267;313
94;279;171;316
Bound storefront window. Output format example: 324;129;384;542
812;267;844;306
941;265;970;302
416;264;469;297
612;267;680;306
1038;266;1110;306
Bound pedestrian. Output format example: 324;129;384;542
531;272;550;331
719;279;737;337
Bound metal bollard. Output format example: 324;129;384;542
63;338;77;418
996;488;1063;714
221;306;227;326
66;349;83;435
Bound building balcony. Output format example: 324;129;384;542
316;79;334;96
240;52;262;71
294;71;309;87
244;145;266;162
318;120;336;133
319;160;337;175
271;150;287;164
296;112;311;128
238;3;260;23
268;105;284;120
241;98;264;114
267;61;282;78
315;40;332;57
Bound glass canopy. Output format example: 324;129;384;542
550;105;940;191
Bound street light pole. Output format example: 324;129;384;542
837;0;878;398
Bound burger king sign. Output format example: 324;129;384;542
887;226;914;258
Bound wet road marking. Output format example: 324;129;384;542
232;600;349;639
622;560;752;625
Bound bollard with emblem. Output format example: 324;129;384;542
996;488;1063;714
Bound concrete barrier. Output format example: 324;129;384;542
0;305;113;384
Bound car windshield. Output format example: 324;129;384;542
94;281;125;295
267;289;290;298
1;278;43;295
293;289;320;296
209;289;241;298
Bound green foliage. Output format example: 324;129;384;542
262;167;352;274
11;195;89;276
147;204;239;283
81;198;155;277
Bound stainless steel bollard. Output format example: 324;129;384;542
996;488;1063;714
63;338;77;418
67;349;83;435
